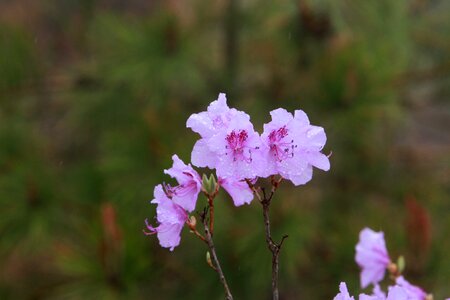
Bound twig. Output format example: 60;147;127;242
260;176;287;300
187;223;207;244
201;209;234;300
208;195;215;235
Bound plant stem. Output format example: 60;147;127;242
253;177;286;300
261;198;288;300
202;213;233;300
208;196;215;235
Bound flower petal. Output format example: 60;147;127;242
220;178;254;206
191;139;217;168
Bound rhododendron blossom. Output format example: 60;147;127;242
260;108;330;185
163;155;201;212
334;282;410;300
355;228;391;288
188;94;264;179
187;93;251;169
144;185;188;251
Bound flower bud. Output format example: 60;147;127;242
206;251;216;270
202;174;217;195
189;215;197;228
397;255;405;274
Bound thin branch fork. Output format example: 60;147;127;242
248;176;286;300
200;208;234;300
261;194;288;300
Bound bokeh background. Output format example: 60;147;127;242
1;0;449;299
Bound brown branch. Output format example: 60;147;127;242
187;216;207;243
260;176;286;300
208;196;215;235
245;178;263;202
201;210;233;300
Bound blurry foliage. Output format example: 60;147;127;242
0;0;449;299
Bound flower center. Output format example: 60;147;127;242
268;126;297;162
225;130;252;162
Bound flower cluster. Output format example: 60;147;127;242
145;93;330;251
334;281;419;300
334;228;431;300
187;94;330;183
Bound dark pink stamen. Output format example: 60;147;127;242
268;126;297;162
225;130;252;162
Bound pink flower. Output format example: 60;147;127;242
187;93;264;179
395;276;427;300
355;228;391;289
163;155;201;212
187;93;251;169
334;282;355;300
334;283;411;300
219;177;254;206
144;185;188;251
260;108;330;185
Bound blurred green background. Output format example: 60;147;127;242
0;0;449;299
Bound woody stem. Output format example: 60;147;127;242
202;207;233;300
208;196;214;235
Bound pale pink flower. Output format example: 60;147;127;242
187;93;251;169
355;228;391;288
335;282;410;300
164;155;201;212
260;108;330;185
144;185;188;251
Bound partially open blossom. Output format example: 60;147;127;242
164;155;201;212
355;228;391;288
395;276;427;300
334;282;355;300
219;177;254;206
144;185;188;251
260;108;330;185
